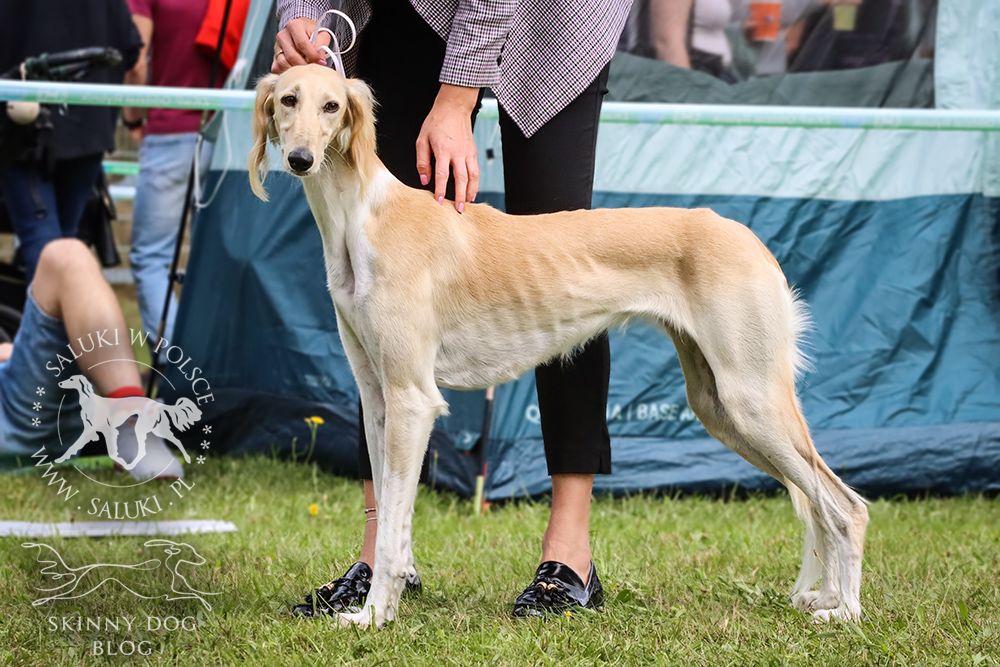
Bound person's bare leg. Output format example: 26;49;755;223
359;479;378;566
31;239;140;392
32;240;183;479
540;473;594;583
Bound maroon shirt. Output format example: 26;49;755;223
128;0;227;134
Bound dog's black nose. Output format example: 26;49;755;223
287;149;314;173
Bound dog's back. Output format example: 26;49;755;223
369;189;787;389
99;395;148;426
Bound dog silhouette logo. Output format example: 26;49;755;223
22;540;219;611
54;374;202;471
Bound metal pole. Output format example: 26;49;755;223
4;80;1000;131
472;386;495;515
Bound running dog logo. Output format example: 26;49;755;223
54;375;201;470
22;540;218;611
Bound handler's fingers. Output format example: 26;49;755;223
466;154;480;204
452;158;468;213
288;20;326;64
271;51;290;74
275;31;307;67
415;136;431;187
433;152;450;204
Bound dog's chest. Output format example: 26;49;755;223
433;309;615;390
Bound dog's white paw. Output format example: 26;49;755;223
336;610;372;629
791;589;840;613
336;604;390;629
812;604;861;623
791;590;819;612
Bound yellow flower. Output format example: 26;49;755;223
304;416;325;425
308;503;319;517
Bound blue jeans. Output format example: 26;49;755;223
0;155;103;282
131;133;210;339
0;286;80;459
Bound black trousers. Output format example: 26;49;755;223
355;0;612;478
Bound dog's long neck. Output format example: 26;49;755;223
301;152;393;301
75;378;94;402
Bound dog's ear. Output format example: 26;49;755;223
337;78;377;179
248;73;278;201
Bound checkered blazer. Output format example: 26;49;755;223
276;0;632;137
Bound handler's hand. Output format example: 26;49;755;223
272;18;330;73
416;84;480;213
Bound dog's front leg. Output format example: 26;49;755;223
54;429;98;464
338;380;445;629
335;314;386;503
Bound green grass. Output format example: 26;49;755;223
1;458;997;666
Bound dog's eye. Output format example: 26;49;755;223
280;95;296;107
323;101;340;114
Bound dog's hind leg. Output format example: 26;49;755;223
664;286;867;621
721;383;867;622
339;371;446;630
154;424;191;464
677;335;823;604
787;487;823;611
667;324;826;604
667;326;784;480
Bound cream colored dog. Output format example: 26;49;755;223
249;64;868;629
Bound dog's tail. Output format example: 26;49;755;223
22;542;74;581
164;397;202;432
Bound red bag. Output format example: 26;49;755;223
195;0;251;72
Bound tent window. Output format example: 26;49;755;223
614;0;937;108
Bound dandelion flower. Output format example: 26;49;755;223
309;503;319;517
304;416;325;425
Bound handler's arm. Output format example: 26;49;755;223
440;0;518;89
417;0;518;212
123;11;153;141
273;0;332;72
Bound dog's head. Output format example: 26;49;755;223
248;64;376;201
57;375;88;391
145;540;206;567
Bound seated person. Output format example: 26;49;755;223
0;239;183;480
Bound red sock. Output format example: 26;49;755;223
106;385;145;399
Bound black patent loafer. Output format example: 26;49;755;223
511;560;604;618
292;562;423;617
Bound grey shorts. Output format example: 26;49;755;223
0;287;80;460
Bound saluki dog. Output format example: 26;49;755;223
54;374;201;469
249;65;868;628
